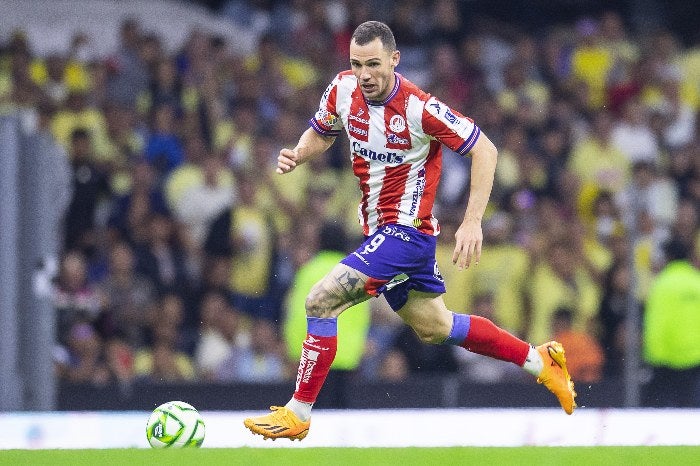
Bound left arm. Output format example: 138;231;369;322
452;132;498;270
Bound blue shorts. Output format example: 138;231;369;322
341;224;446;311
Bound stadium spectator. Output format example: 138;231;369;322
103;335;136;386
107;161;169;244
527;239;601;344
132;211;193;295
194;290;248;381
206;171;277;321
134;324;196;383
165;138;235;248
96;241;157;348
145;103;185;177
63;128;111;251
567;110;631;198
551;307;605;383
377;349;410;383
52;250;103;347
105;18;149;107
643;238;700;407
55;321;110;385
51;91;111;163
598;259;635;378
611;98;660;165
217;318;287;383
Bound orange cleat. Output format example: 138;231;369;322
536;341;577;414
244;406;310;441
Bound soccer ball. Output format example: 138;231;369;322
146;401;206;448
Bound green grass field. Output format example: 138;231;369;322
1;447;698;466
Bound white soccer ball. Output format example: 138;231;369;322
146;401;206;448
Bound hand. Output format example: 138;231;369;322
452;218;483;270
277;148;300;174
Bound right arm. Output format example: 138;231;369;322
277;127;336;174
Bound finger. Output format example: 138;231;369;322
452;242;463;265
474;240;482;265
277;159;296;173
278;155;297;168
463;241;475;269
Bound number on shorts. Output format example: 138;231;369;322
361;234;385;254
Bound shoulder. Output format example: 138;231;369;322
397;74;430;101
328;70;357;86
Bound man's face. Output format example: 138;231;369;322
349;37;400;101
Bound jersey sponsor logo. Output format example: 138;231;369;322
349;114;369;125
389;114;406;132
409;167;426;216
352;141;405;163
387;133;409;145
412;218;423;228
382;225;411;242
349;124;368;136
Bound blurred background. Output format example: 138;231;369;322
1;0;698;413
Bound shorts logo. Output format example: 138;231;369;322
389;115;406;132
433;262;444;282
384;273;409;291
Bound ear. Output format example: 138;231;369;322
391;50;400;68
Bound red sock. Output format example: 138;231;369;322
293;318;337;403
461;315;529;366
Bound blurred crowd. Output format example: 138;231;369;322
1;0;698;393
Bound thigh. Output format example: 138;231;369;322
306;263;373;318
396;291;453;344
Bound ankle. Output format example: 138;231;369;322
286;397;313;421
522;345;544;377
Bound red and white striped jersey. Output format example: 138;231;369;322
310;71;481;236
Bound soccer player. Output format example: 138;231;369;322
244;21;576;441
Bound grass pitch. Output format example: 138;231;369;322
1;447;697;466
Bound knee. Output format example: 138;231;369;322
305;287;333;319
411;321;451;345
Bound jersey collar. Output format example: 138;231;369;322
365;73;401;107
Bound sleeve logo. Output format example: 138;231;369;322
316;109;338;127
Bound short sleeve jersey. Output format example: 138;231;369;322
309;72;481;236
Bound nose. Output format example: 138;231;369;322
359;67;371;81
